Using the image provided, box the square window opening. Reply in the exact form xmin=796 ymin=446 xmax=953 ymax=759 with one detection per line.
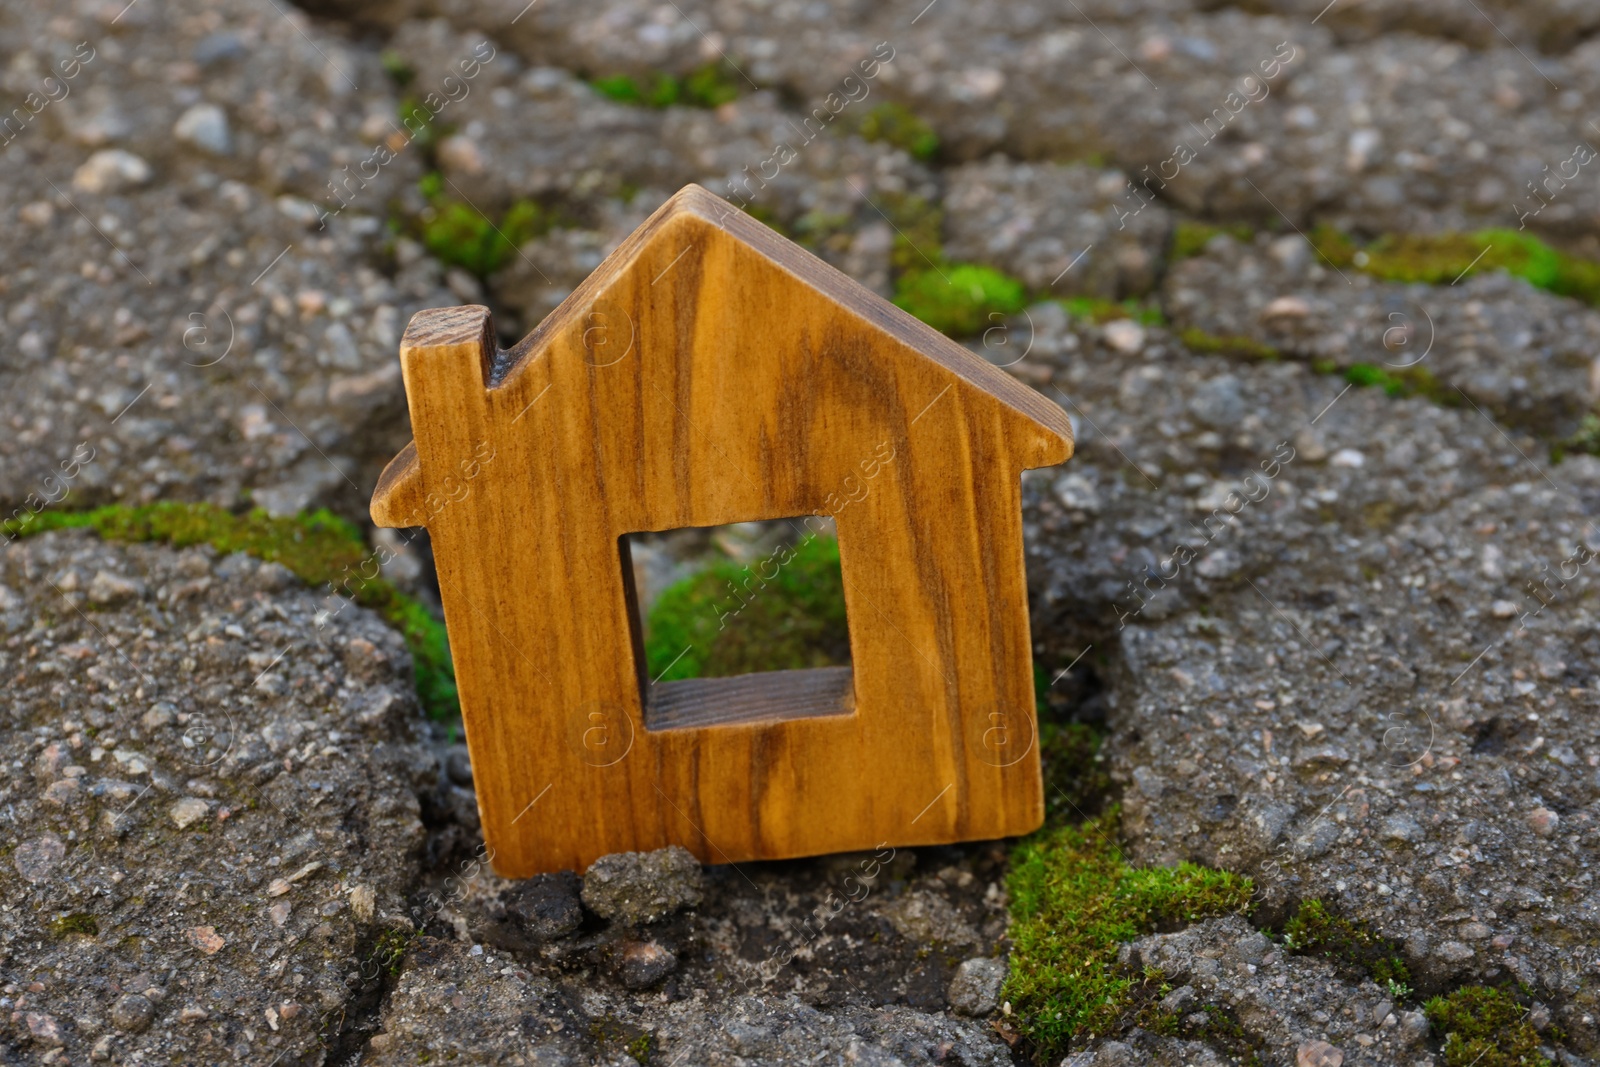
xmin=619 ymin=517 xmax=855 ymax=731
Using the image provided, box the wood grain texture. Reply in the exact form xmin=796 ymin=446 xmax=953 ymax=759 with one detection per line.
xmin=648 ymin=667 xmax=856 ymax=731
xmin=372 ymin=183 xmax=1073 ymax=877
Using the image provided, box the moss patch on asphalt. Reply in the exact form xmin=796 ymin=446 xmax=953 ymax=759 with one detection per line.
xmin=1062 ymin=296 xmax=1165 ymax=327
xmin=1175 ymin=324 xmax=1453 ymax=405
xmin=875 ymin=194 xmax=1030 ymax=338
xmin=1003 ymin=809 xmax=1255 ymax=1060
xmin=1175 ymin=217 xmax=1600 ymax=308
xmin=1172 ymin=220 xmax=1258 ymax=260
xmin=1424 ymin=985 xmax=1556 ymax=1067
xmin=48 ymin=913 xmax=100 ymax=938
xmin=589 ymin=64 xmax=741 ymax=109
xmin=1336 ymin=360 xmax=1453 ymax=404
xmin=1555 ymin=413 xmax=1600 ymax=462
xmin=855 ymin=102 xmax=940 ymax=161
xmin=895 ymin=263 xmax=1029 ymax=337
xmin=407 ymin=172 xmax=561 ymax=278
xmin=1312 ymin=227 xmax=1600 ymax=304
xmin=1178 ymin=326 xmax=1281 ymax=362
xmin=642 ymin=532 xmax=850 ymax=681
xmin=1281 ymin=898 xmax=1413 ymax=998
xmin=2 ymin=503 xmax=458 ymax=720
xmin=1038 ymin=719 xmax=1111 ymax=824
xmin=1135 ymin=995 xmax=1266 ymax=1067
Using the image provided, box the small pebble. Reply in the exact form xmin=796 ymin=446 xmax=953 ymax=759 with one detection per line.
xmin=947 ymin=957 xmax=1007 ymax=1016
xmin=169 ymin=797 xmax=209 ymax=829
xmin=173 ymin=103 xmax=232 ymax=155
xmin=110 ymin=993 xmax=155 ymax=1033
xmin=1297 ymin=1039 xmax=1343 ymax=1067
xmin=617 ymin=940 xmax=678 ymax=990
xmin=187 ymin=925 xmax=225 ymax=955
xmin=71 ymin=149 xmax=152 ymax=194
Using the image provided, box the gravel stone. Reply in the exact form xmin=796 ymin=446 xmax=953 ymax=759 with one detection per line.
xmin=23 ymin=1011 xmax=63 ymax=1046
xmin=109 ymin=993 xmax=155 ymax=1033
xmin=172 ymin=102 xmax=232 ymax=155
xmin=1160 ymin=984 xmax=1198 ymax=1015
xmin=474 ymin=871 xmax=584 ymax=950
xmin=1529 ymin=806 xmax=1562 ymax=837
xmin=12 ymin=833 xmax=66 ymax=884
xmin=616 ymin=939 xmax=678 ymax=989
xmin=444 ymin=743 xmax=474 ymax=786
xmin=581 ymin=845 xmax=705 ymax=925
xmin=70 ymin=149 xmax=151 ymax=194
xmin=1298 ymin=1040 xmax=1345 ymax=1067
xmin=168 ymin=796 xmax=210 ymax=828
xmin=947 ymin=956 xmax=1006 ymax=1016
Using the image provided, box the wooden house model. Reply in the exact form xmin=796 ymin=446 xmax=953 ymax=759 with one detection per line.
xmin=370 ymin=184 xmax=1072 ymax=877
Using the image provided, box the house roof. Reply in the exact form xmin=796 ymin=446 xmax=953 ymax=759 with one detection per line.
xmin=371 ymin=184 xmax=1072 ymax=527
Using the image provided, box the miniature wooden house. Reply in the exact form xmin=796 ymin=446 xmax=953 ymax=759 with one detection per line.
xmin=370 ymin=184 xmax=1073 ymax=877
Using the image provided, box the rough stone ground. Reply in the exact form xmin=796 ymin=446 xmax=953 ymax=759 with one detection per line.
xmin=0 ymin=0 xmax=469 ymax=519
xmin=1109 ymin=916 xmax=1433 ymax=1067
xmin=1163 ymin=234 xmax=1600 ymax=436
xmin=1012 ymin=309 xmax=1600 ymax=1059
xmin=0 ymin=531 xmax=433 ymax=1064
xmin=5 ymin=0 xmax=1600 ymax=1063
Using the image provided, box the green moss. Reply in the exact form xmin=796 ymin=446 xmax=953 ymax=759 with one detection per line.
xmin=397 ymin=96 xmax=445 ymax=153
xmin=1039 ymin=721 xmax=1110 ymax=823
xmin=1342 ymin=361 xmax=1453 ymax=404
xmin=625 ymin=1032 xmax=656 ymax=1064
xmin=1305 ymin=225 xmax=1361 ymax=272
xmin=881 ymin=193 xmax=945 ymax=273
xmin=591 ymin=72 xmax=678 ymax=107
xmin=1062 ymin=297 xmax=1165 ymax=327
xmin=875 ymin=193 xmax=1033 ymax=336
xmin=1003 ymin=809 xmax=1254 ymax=1059
xmin=1368 ymin=230 xmax=1600 ymax=303
xmin=1310 ymin=226 xmax=1600 ymax=306
xmin=856 ymin=102 xmax=939 ymax=161
xmin=1172 ymin=221 xmax=1257 ymax=260
xmin=1188 ymin=221 xmax=1600 ymax=308
xmin=413 ymin=176 xmax=557 ymax=278
xmin=683 ymin=65 xmax=742 ymax=108
xmin=1178 ymin=327 xmax=1280 ymax=362
xmin=379 ymin=50 xmax=415 ymax=88
xmin=643 ymin=533 xmax=848 ymax=681
xmin=791 ymin=210 xmax=854 ymax=254
xmin=1281 ymin=899 xmax=1412 ymax=993
xmin=1135 ymin=1000 xmax=1265 ymax=1067
xmin=895 ymin=263 xmax=1028 ymax=337
xmin=1180 ymin=328 xmax=1454 ymax=405
xmin=49 ymin=913 xmax=99 ymax=938
xmin=589 ymin=64 xmax=741 ymax=109
xmin=1424 ymin=986 xmax=1555 ymax=1067
xmin=367 ymin=928 xmax=416 ymax=978
xmin=588 ymin=1016 xmax=654 ymax=1061
xmin=2 ymin=503 xmax=458 ymax=720
xmin=1555 ymin=413 xmax=1600 ymax=462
